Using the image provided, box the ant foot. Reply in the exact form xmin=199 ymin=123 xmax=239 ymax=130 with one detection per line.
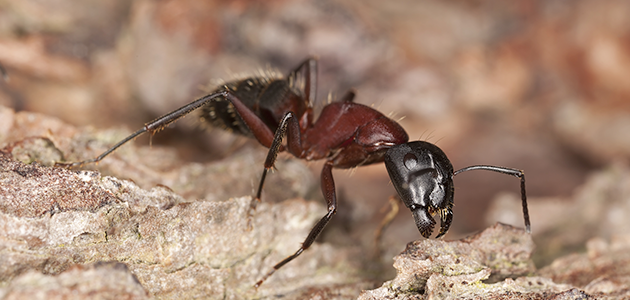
xmin=245 ymin=196 xmax=261 ymax=231
xmin=254 ymin=269 xmax=275 ymax=289
xmin=54 ymin=161 xmax=82 ymax=169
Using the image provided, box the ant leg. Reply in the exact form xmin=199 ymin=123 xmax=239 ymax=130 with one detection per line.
xmin=454 ymin=165 xmax=530 ymax=233
xmin=374 ymin=195 xmax=400 ymax=257
xmin=246 ymin=111 xmax=302 ymax=230
xmin=254 ymin=111 xmax=303 ymax=201
xmin=340 ymin=89 xmax=356 ymax=102
xmin=55 ymin=127 xmax=148 ymax=168
xmin=235 ymin=109 xmax=303 ymax=231
xmin=255 ymin=161 xmax=336 ymax=288
xmin=287 ymin=57 xmax=319 ymax=132
xmin=288 ymin=57 xmax=318 ymax=105
xmin=55 ymin=92 xmax=226 ymax=168
xmin=56 ymin=90 xmax=276 ymax=168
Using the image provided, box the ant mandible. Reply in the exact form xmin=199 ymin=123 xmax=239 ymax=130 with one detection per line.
xmin=55 ymin=57 xmax=530 ymax=287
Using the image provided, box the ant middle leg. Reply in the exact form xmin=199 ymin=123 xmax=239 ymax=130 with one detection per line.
xmin=250 ymin=111 xmax=340 ymax=286
xmin=245 ymin=110 xmax=303 ymax=231
xmin=255 ymin=161 xmax=337 ymax=288
xmin=340 ymin=89 xmax=356 ymax=102
xmin=253 ymin=111 xmax=303 ymax=203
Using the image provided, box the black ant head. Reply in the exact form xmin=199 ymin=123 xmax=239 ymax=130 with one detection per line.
xmin=384 ymin=141 xmax=454 ymax=238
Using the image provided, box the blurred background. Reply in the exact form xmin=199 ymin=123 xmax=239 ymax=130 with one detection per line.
xmin=1 ymin=0 xmax=629 ymax=273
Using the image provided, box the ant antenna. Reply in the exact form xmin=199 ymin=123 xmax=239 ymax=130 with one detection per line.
xmin=453 ymin=165 xmax=530 ymax=233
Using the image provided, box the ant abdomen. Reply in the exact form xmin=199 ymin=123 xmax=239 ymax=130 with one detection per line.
xmin=200 ymin=77 xmax=308 ymax=137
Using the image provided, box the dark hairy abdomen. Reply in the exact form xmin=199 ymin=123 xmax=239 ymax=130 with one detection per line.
xmin=200 ymin=76 xmax=304 ymax=137
xmin=200 ymin=78 xmax=269 ymax=136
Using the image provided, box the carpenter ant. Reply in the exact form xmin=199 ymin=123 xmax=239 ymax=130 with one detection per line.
xmin=55 ymin=57 xmax=530 ymax=287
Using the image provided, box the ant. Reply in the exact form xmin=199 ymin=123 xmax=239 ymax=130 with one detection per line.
xmin=55 ymin=57 xmax=530 ymax=287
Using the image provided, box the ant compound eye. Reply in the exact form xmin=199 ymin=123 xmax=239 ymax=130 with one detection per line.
xmin=403 ymin=153 xmax=418 ymax=170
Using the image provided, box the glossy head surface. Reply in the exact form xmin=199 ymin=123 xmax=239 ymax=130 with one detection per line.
xmin=384 ymin=141 xmax=454 ymax=238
